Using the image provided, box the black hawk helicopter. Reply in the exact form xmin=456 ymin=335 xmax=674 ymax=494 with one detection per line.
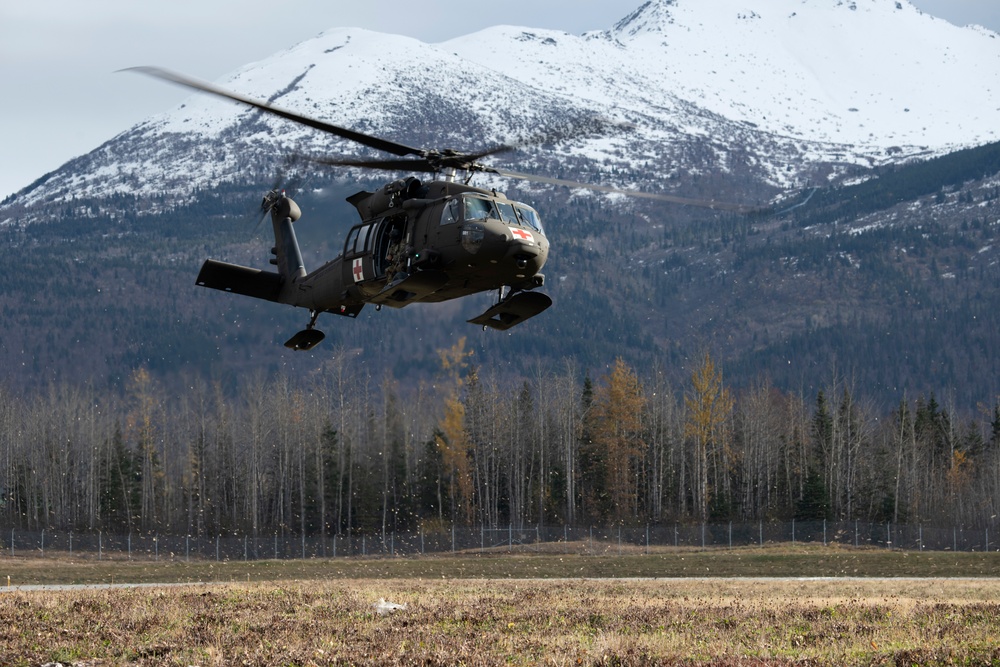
xmin=132 ymin=67 xmax=756 ymax=351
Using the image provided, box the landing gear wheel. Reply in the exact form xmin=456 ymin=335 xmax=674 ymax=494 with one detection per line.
xmin=468 ymin=290 xmax=552 ymax=331
xmin=284 ymin=310 xmax=326 ymax=351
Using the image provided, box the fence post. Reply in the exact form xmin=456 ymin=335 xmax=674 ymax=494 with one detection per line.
xmin=362 ymin=534 xmax=366 ymax=557
xmin=302 ymin=533 xmax=306 ymax=560
xmin=452 ymin=524 xmax=455 ymax=554
xmin=41 ymin=530 xmax=44 ymax=556
xmin=919 ymin=524 xmax=923 ymax=552
xmin=701 ymin=523 xmax=705 ymax=549
xmin=646 ymin=524 xmax=650 ymax=555
xmin=481 ymin=524 xmax=484 ymax=554
xmin=98 ymin=531 xmax=102 ymax=561
xmin=509 ymin=524 xmax=512 ymax=551
xmin=792 ymin=519 xmax=795 ymax=545
xmin=10 ymin=529 xmax=13 ymax=557
xmin=987 ymin=528 xmax=990 ymax=552
xmin=244 ymin=535 xmax=248 ymax=561
xmin=855 ymin=520 xmax=859 ymax=548
xmin=886 ymin=522 xmax=891 ymax=550
xmin=954 ymin=527 xmax=957 ymax=552
xmin=674 ymin=524 xmax=678 ymax=548
xmin=216 ymin=535 xmax=220 ymax=562
xmin=759 ymin=521 xmax=763 ymax=547
xmin=418 ymin=528 xmax=422 ymax=556
xmin=823 ymin=519 xmax=826 ymax=547
xmin=729 ymin=522 xmax=732 ymax=549
xmin=127 ymin=533 xmax=131 ymax=560
xmin=69 ymin=531 xmax=73 ymax=556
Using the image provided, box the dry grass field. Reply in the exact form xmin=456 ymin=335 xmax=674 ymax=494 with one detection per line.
xmin=2 ymin=546 xmax=999 ymax=665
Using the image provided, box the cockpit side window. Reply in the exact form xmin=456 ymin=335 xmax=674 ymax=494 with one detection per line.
xmin=440 ymin=198 xmax=461 ymax=225
xmin=515 ymin=205 xmax=543 ymax=233
xmin=464 ymin=196 xmax=496 ymax=221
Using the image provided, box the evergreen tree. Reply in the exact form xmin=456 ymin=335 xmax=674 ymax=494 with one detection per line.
xmin=795 ymin=467 xmax=831 ymax=521
xmin=99 ymin=425 xmax=140 ymax=533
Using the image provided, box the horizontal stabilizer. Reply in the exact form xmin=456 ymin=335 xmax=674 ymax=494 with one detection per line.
xmin=196 ymin=260 xmax=282 ymax=302
xmin=469 ymin=291 xmax=552 ymax=330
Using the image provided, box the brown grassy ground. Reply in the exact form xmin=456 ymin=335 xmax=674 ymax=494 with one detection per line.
xmin=1 ymin=577 xmax=999 ymax=665
xmin=4 ymin=543 xmax=1000 ymax=584
xmin=2 ymin=547 xmax=1000 ymax=665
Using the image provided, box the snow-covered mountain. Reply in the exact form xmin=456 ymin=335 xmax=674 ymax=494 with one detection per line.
xmin=5 ymin=0 xmax=1000 ymax=215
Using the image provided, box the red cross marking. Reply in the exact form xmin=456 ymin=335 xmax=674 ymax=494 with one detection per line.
xmin=353 ymin=258 xmax=364 ymax=282
xmin=511 ymin=228 xmax=533 ymax=241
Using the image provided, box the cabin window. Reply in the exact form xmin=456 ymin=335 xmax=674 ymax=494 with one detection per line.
xmin=345 ymin=227 xmax=360 ymax=255
xmin=355 ymin=224 xmax=372 ymax=253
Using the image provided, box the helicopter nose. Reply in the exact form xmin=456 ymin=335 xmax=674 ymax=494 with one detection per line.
xmin=506 ymin=227 xmax=543 ymax=255
xmin=465 ymin=220 xmax=547 ymax=272
xmin=504 ymin=227 xmax=547 ymax=273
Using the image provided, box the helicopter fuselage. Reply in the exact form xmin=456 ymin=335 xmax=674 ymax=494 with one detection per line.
xmin=336 ymin=179 xmax=547 ymax=302
xmin=195 ymin=178 xmax=552 ymax=347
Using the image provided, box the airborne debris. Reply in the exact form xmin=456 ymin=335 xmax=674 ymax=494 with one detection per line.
xmin=374 ymin=598 xmax=407 ymax=615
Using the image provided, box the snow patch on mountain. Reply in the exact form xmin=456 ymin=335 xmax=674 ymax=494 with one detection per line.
xmin=5 ymin=0 xmax=1000 ymax=216
xmin=447 ymin=0 xmax=1000 ymax=151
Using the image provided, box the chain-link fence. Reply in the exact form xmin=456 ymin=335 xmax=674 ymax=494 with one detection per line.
xmin=1 ymin=520 xmax=997 ymax=561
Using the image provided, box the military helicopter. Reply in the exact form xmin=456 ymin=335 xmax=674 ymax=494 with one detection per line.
xmin=132 ymin=67 xmax=756 ymax=351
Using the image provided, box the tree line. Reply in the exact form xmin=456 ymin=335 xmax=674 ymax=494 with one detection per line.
xmin=2 ymin=343 xmax=999 ymax=537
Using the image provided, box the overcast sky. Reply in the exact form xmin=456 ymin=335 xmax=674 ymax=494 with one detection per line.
xmin=2 ymin=0 xmax=997 ymax=199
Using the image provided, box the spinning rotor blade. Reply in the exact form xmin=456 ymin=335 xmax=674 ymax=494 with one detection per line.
xmin=304 ymin=118 xmax=626 ymax=174
xmin=308 ymin=156 xmax=441 ymax=173
xmin=129 ymin=67 xmax=757 ymax=212
xmin=124 ymin=66 xmax=424 ymax=158
xmin=491 ymin=168 xmax=761 ymax=213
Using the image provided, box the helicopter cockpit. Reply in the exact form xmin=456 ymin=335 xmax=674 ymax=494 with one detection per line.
xmin=441 ymin=194 xmax=544 ymax=233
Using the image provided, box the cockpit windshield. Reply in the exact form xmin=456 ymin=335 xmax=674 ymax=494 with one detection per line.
xmin=463 ymin=196 xmax=496 ymax=221
xmin=495 ymin=201 xmax=519 ymax=225
xmin=444 ymin=195 xmax=543 ymax=234
xmin=514 ymin=205 xmax=543 ymax=233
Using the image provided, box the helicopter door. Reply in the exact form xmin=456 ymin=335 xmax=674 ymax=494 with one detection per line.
xmin=344 ymin=221 xmax=375 ymax=286
xmin=344 ymin=216 xmax=406 ymax=285
xmin=372 ymin=215 xmax=406 ymax=278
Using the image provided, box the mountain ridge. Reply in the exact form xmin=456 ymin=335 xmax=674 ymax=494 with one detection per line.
xmin=6 ymin=0 xmax=1000 ymax=216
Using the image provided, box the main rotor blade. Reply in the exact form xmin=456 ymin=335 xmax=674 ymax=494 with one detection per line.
xmin=306 ymin=156 xmax=440 ymax=173
xmin=491 ymin=168 xmax=761 ymax=213
xmin=124 ymin=66 xmax=425 ymax=158
xmin=459 ymin=119 xmax=633 ymax=166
